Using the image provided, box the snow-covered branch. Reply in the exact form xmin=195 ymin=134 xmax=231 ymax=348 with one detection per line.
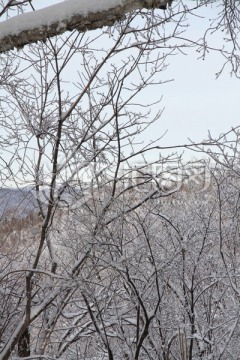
xmin=0 ymin=0 xmax=172 ymax=53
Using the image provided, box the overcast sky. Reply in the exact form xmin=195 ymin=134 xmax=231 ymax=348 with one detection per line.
xmin=155 ymin=33 xmax=239 ymax=148
xmin=137 ymin=3 xmax=240 ymax=158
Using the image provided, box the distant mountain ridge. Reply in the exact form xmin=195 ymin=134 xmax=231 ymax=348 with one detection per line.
xmin=0 ymin=188 xmax=36 ymax=219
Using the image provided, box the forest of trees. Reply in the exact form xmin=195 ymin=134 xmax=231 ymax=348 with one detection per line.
xmin=0 ymin=0 xmax=240 ymax=359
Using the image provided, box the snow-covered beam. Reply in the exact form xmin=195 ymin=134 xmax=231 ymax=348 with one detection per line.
xmin=0 ymin=0 xmax=172 ymax=54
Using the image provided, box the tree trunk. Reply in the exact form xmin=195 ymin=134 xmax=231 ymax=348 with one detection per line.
xmin=18 ymin=328 xmax=30 ymax=358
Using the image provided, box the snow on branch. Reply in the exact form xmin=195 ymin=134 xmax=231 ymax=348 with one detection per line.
xmin=0 ymin=0 xmax=172 ymax=53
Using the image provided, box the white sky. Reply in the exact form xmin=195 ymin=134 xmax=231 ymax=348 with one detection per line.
xmin=144 ymin=45 xmax=240 ymax=155
xmin=157 ymin=13 xmax=240 ymax=148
